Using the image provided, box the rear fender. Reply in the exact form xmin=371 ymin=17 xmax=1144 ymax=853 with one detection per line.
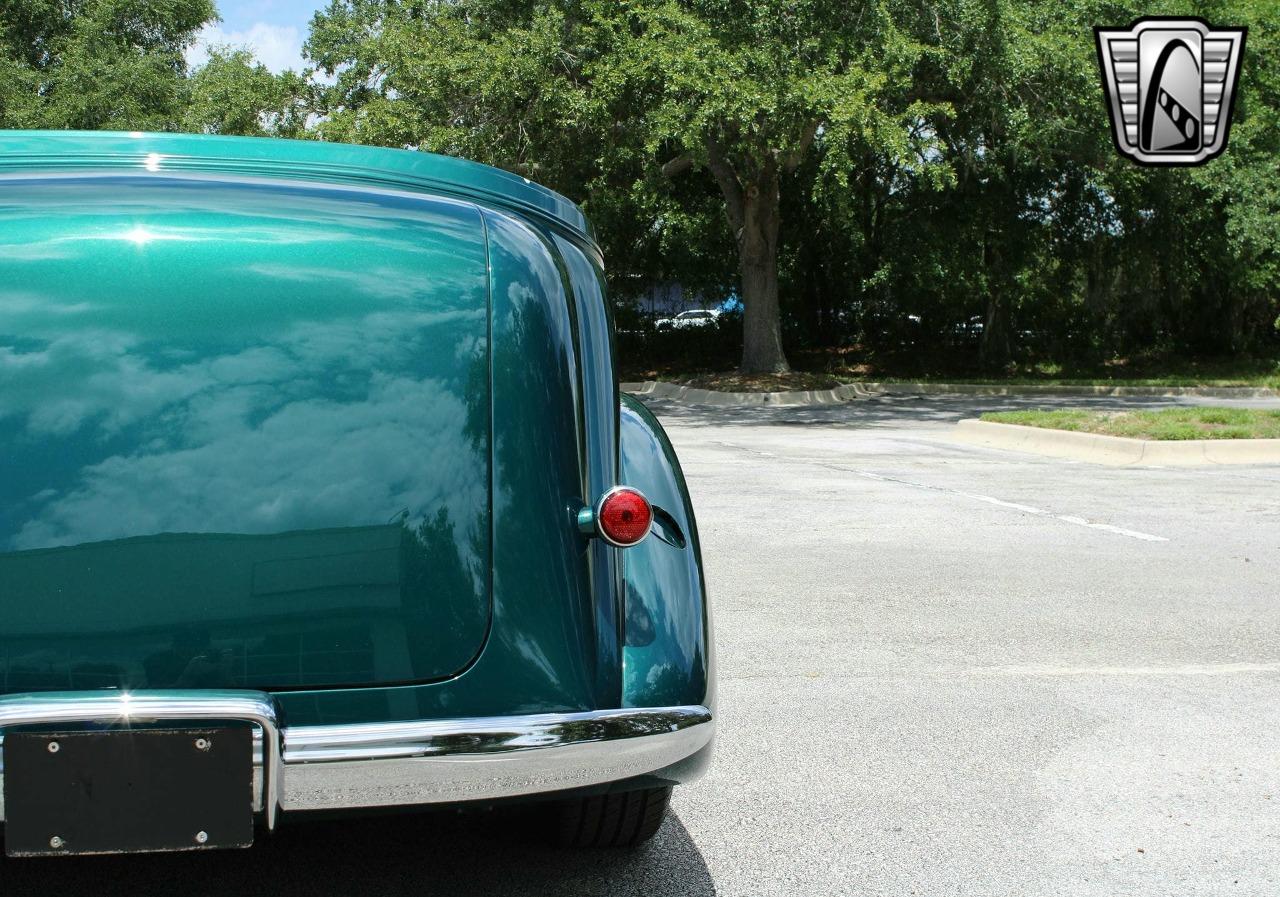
xmin=618 ymin=395 xmax=714 ymax=712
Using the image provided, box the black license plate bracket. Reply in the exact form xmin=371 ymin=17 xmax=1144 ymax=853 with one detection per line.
xmin=3 ymin=725 xmax=254 ymax=856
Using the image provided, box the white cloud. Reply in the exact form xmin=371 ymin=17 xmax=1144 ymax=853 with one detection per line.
xmin=186 ymin=22 xmax=304 ymax=74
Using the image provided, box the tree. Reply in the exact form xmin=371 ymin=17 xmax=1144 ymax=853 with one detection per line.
xmin=1184 ymin=0 xmax=1280 ymax=351
xmin=888 ymin=0 xmax=1280 ymax=369
xmin=893 ymin=0 xmax=1118 ymax=369
xmin=308 ymin=0 xmax=928 ymax=372
xmin=632 ymin=0 xmax=909 ymax=373
xmin=11 ymin=0 xmax=1273 ymax=372
xmin=0 ymin=0 xmax=216 ymax=130
xmin=183 ymin=47 xmax=308 ymax=137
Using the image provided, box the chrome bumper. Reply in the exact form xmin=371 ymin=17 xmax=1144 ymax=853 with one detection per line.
xmin=0 ymin=691 xmax=713 ymax=827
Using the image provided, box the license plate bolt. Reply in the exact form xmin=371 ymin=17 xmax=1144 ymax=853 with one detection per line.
xmin=195 ymin=831 xmax=209 ymax=844
xmin=47 ymin=741 xmax=60 ymax=754
xmin=49 ymin=836 xmax=65 ymax=849
xmin=194 ymin=738 xmax=211 ymax=751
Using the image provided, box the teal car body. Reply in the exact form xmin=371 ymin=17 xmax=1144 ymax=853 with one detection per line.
xmin=0 ymin=132 xmax=712 ymax=846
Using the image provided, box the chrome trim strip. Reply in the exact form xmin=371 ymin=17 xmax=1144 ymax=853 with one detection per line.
xmin=280 ymin=705 xmax=713 ymax=810
xmin=0 ymin=701 xmax=712 ymax=818
xmin=0 ymin=690 xmax=284 ymax=830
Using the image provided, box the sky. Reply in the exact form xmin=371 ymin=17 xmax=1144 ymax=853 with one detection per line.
xmin=186 ymin=0 xmax=323 ymax=73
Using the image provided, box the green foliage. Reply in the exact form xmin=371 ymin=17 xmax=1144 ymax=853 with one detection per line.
xmin=4 ymin=0 xmax=1278 ymax=374
xmin=786 ymin=0 xmax=1280 ymax=369
xmin=306 ymin=0 xmax=954 ymax=370
xmin=0 ymin=0 xmax=217 ymax=129
xmin=183 ymin=48 xmax=308 ymax=137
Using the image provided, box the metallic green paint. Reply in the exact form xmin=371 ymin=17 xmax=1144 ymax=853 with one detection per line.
xmin=0 ymin=131 xmax=591 ymax=241
xmin=551 ymin=232 xmax=624 ymax=708
xmin=0 ymin=173 xmax=493 ymax=691
xmin=0 ymin=132 xmax=709 ymax=731
xmin=619 ymin=396 xmax=713 ymax=712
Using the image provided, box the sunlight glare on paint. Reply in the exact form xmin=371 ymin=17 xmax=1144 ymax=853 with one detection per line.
xmin=120 ymin=226 xmax=177 ymax=246
xmin=91 ymin=225 xmax=194 ymax=247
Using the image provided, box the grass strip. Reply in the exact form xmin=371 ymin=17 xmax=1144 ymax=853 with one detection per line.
xmin=980 ymin=407 xmax=1280 ymax=440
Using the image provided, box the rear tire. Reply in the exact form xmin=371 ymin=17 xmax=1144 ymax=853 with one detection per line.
xmin=550 ymin=786 xmax=672 ymax=848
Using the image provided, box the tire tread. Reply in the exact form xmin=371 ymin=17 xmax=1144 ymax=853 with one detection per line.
xmin=552 ymin=786 xmax=671 ymax=848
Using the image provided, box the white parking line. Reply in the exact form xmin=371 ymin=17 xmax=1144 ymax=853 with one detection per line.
xmin=715 ymin=439 xmax=1170 ymax=543
xmin=850 ymin=468 xmax=1165 ymax=542
xmin=724 ymin=661 xmax=1280 ymax=682
xmin=1054 ymin=516 xmax=1168 ymax=542
xmin=967 ymin=661 xmax=1280 ymax=677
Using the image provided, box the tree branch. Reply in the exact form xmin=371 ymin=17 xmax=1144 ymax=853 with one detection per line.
xmin=661 ymin=152 xmax=694 ymax=177
xmin=782 ymin=118 xmax=822 ymax=173
xmin=705 ymin=133 xmax=746 ymax=235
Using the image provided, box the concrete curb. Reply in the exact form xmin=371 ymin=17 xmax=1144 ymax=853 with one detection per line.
xmin=620 ymin=380 xmax=880 ymax=407
xmin=953 ymin=419 xmax=1280 ymax=466
xmin=866 ymin=381 xmax=1277 ymax=398
xmin=621 ymin=379 xmax=1276 ymax=406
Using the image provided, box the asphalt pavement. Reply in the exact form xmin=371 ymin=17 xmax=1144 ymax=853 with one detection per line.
xmin=2 ymin=392 xmax=1277 ymax=896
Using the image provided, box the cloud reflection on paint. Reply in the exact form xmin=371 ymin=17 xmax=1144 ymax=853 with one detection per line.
xmin=0 ymin=176 xmax=492 ymax=583
xmin=7 ymin=306 xmax=487 ymax=569
xmin=0 ymin=166 xmax=501 ymax=692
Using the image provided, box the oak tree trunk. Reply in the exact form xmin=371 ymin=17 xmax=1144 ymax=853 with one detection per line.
xmin=702 ymin=139 xmax=793 ymax=374
xmin=980 ymin=291 xmax=1010 ymax=370
xmin=737 ymin=171 xmax=789 ymax=373
xmin=979 ymin=231 xmax=1010 ymax=370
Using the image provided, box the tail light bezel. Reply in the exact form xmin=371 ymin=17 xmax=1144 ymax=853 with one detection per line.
xmin=593 ymin=486 xmax=653 ymax=548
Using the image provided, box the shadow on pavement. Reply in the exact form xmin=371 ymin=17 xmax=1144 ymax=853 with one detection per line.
xmin=0 ymin=808 xmax=716 ymax=897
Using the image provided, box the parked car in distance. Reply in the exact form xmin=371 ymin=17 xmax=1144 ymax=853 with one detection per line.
xmin=0 ymin=131 xmax=714 ymax=857
xmin=952 ymin=314 xmax=985 ymax=342
xmin=655 ymin=308 xmax=723 ymax=330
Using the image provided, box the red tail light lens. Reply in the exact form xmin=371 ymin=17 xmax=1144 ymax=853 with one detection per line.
xmin=596 ymin=487 xmax=652 ymax=547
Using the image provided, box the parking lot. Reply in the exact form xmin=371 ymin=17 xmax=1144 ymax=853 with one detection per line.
xmin=3 ymin=393 xmax=1278 ymax=896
